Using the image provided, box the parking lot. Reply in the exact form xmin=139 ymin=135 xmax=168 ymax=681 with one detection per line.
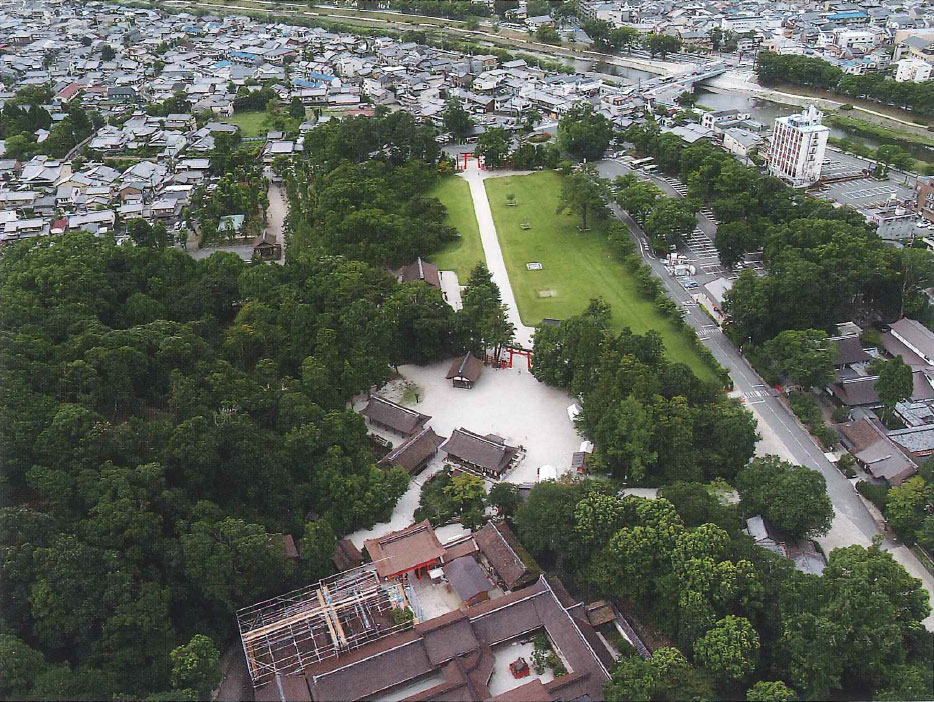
xmin=814 ymin=176 xmax=915 ymax=210
xmin=819 ymin=153 xmax=867 ymax=180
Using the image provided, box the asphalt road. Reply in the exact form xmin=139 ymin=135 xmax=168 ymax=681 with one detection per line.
xmin=597 ymin=159 xmax=934 ymax=624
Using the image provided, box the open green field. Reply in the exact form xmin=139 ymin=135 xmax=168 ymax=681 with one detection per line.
xmin=484 ymin=171 xmax=714 ymax=380
xmin=225 ymin=111 xmax=269 ymax=137
xmin=427 ymin=176 xmax=484 ymax=280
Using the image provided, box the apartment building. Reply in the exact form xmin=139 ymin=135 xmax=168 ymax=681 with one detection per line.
xmin=768 ymin=105 xmax=829 ymax=187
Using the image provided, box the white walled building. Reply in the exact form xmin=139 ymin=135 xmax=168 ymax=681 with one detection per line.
xmin=895 ymin=58 xmax=933 ymax=82
xmin=835 ymin=29 xmax=876 ymax=50
xmin=720 ymin=15 xmax=766 ymax=32
xmin=768 ymin=105 xmax=829 ymax=188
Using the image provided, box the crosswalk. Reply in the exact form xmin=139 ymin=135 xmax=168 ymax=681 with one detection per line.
xmin=742 ymin=385 xmax=773 ymax=405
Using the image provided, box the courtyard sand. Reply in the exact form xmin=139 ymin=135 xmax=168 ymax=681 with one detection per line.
xmin=347 ymin=359 xmax=583 ymax=547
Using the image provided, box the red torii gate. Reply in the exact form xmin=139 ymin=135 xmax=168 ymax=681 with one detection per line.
xmin=460 ymin=152 xmax=484 ymax=171
xmin=505 ymin=346 xmax=532 ymax=369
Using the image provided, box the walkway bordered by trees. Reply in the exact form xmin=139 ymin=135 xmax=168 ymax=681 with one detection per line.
xmin=458 ymin=161 xmax=537 ymax=349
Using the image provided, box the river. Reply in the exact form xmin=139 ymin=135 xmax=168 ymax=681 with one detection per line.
xmin=572 ymin=57 xmax=655 ymax=83
xmin=694 ymin=88 xmax=881 ymax=148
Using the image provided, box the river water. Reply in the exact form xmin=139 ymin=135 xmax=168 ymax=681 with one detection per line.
xmin=693 ymin=88 xmax=878 ymax=145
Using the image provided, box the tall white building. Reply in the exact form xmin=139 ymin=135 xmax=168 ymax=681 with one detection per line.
xmin=895 ymin=58 xmax=933 ymax=83
xmin=768 ymin=105 xmax=829 ymax=188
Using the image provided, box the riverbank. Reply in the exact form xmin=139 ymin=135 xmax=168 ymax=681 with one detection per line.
xmin=707 ymin=71 xmax=932 ymax=134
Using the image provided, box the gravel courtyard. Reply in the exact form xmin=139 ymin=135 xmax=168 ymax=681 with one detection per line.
xmin=346 ymin=358 xmax=584 ymax=547
xmin=394 ymin=358 xmax=584 ymax=484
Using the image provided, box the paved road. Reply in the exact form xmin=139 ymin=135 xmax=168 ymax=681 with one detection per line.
xmin=597 ymin=159 xmax=934 ymax=627
xmin=459 ymin=161 xmax=537 ymax=349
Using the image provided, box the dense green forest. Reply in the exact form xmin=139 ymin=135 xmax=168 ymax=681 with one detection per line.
xmin=0 ymin=238 xmax=434 ymax=698
xmin=513 ymin=479 xmax=933 ymax=701
xmin=0 ymin=109 xmax=519 ymax=699
xmin=757 ymin=51 xmax=934 ymax=116
xmin=623 ymin=124 xmax=934 ymax=345
xmin=0 ymin=86 xmax=98 ymax=160
xmin=532 ymin=301 xmax=757 ymax=485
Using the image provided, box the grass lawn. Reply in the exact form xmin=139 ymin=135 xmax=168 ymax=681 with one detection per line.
xmin=225 ymin=111 xmax=269 ymax=137
xmin=427 ymin=176 xmax=484 ymax=280
xmin=484 ymin=171 xmax=714 ymax=380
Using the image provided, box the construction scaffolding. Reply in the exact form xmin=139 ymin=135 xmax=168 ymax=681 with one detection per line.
xmin=236 ymin=565 xmax=415 ymax=689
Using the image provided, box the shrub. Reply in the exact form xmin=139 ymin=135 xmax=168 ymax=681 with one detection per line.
xmin=390 ymin=607 xmax=415 ymax=628
xmin=832 ymin=406 xmax=851 ymax=423
xmin=856 ymin=480 xmax=889 ymax=512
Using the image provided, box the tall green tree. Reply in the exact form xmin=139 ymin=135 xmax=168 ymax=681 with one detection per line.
xmin=885 ymin=476 xmax=933 ymax=544
xmin=615 ymin=174 xmax=662 ymax=227
xmin=735 ymin=456 xmax=833 ymax=539
xmin=693 ymin=615 xmax=759 ymax=682
xmin=475 ymin=127 xmax=510 ymax=168
xmin=745 ymin=680 xmax=797 ymax=702
xmin=442 ymin=98 xmax=473 ymax=139
xmin=557 ymin=103 xmax=614 ymax=162
xmin=873 ymin=357 xmax=913 ymax=417
xmin=644 ymin=197 xmax=698 ymax=250
xmin=169 ymin=635 xmax=221 ymax=699
xmin=642 ymin=33 xmax=681 ymax=58
xmin=761 ymin=329 xmax=834 ymax=389
xmin=604 ymin=646 xmax=713 ymax=702
xmin=556 ymin=165 xmax=609 ymax=230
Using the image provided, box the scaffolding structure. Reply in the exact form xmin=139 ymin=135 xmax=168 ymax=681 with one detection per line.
xmin=236 ymin=565 xmax=415 ymax=689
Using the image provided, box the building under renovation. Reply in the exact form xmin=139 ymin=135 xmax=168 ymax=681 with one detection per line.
xmin=236 ymin=521 xmax=624 ymax=702
xmin=237 ymin=566 xmax=414 ymax=691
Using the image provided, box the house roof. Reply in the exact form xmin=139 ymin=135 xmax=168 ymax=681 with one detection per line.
xmin=332 ymin=538 xmax=363 ymax=572
xmin=881 ymin=330 xmax=927 ymax=367
xmin=829 ymin=334 xmax=871 ymax=366
xmin=474 ymin=521 xmax=537 ymax=590
xmin=831 ymin=375 xmax=879 ymax=406
xmin=440 ymin=429 xmax=517 ymax=475
xmin=304 ymin=576 xmax=610 ymax=702
xmin=488 ymin=679 xmax=553 ymax=702
xmin=443 ymin=556 xmax=493 ymax=604
xmin=364 ymin=520 xmax=445 ymax=579
xmin=398 ymin=256 xmax=441 ymax=288
xmin=839 ymin=419 xmax=917 ymax=485
xmin=446 ymin=352 xmax=483 ymax=382
xmin=361 ymin=395 xmax=430 ymax=436
xmin=377 ymin=426 xmax=444 ymax=474
xmin=254 ymin=674 xmax=312 ymax=702
xmin=887 ymin=424 xmax=934 ymax=455
xmin=889 ymin=318 xmax=934 ymax=363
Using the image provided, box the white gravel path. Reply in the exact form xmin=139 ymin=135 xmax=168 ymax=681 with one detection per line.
xmin=459 ymin=162 xmax=537 ymax=349
xmin=266 ymin=182 xmax=288 ymax=261
xmin=438 ymin=270 xmax=462 ymax=311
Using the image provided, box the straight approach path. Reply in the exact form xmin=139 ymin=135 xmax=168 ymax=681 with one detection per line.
xmin=598 ymin=158 xmax=934 ymax=629
xmin=265 ymin=182 xmax=288 ymax=263
xmin=459 ymin=161 xmax=537 ymax=349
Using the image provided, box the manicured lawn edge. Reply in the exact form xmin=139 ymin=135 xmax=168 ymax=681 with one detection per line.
xmin=484 ymin=171 xmax=722 ymax=382
xmin=427 ymin=175 xmax=484 ymax=280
